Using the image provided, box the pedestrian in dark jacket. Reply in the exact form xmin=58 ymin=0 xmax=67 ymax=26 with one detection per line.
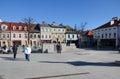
xmin=12 ymin=43 xmax=18 ymax=59
xmin=56 ymin=42 xmax=62 ymax=54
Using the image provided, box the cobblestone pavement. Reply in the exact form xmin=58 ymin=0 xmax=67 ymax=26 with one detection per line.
xmin=0 ymin=47 xmax=120 ymax=79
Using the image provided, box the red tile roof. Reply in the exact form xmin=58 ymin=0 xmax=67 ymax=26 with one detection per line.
xmin=0 ymin=22 xmax=28 ymax=31
xmin=85 ymin=30 xmax=93 ymax=36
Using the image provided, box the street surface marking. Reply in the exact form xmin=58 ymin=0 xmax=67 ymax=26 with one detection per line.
xmin=26 ymin=72 xmax=90 ymax=79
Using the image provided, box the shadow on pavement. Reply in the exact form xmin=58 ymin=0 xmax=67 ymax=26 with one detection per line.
xmin=0 ymin=56 xmax=26 ymax=61
xmin=0 ymin=75 xmax=4 ymax=79
xmin=78 ymin=47 xmax=118 ymax=51
xmin=39 ymin=61 xmax=120 ymax=67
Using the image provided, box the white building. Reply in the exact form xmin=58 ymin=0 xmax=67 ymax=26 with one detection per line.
xmin=94 ymin=17 xmax=120 ymax=47
xmin=66 ymin=32 xmax=78 ymax=43
xmin=39 ymin=21 xmax=52 ymax=43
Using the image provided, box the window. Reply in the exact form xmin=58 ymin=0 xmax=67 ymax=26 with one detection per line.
xmin=109 ymin=33 xmax=111 ymax=38
xmin=19 ymin=34 xmax=21 ymax=38
xmin=38 ymin=35 xmax=41 ymax=38
xmin=42 ymin=28 xmax=44 ymax=32
xmin=58 ymin=35 xmax=60 ymax=38
xmin=13 ymin=34 xmax=16 ymax=38
xmin=102 ymin=34 xmax=104 ymax=39
xmin=7 ymin=34 xmax=9 ymax=38
xmin=24 ymin=26 xmax=27 ymax=31
xmin=3 ymin=26 xmax=5 ymax=29
xmin=46 ymin=35 xmax=47 ymax=38
xmin=62 ymin=35 xmax=64 ymax=38
xmin=13 ymin=26 xmax=16 ymax=30
xmin=113 ymin=28 xmax=116 ymax=30
xmin=3 ymin=34 xmax=5 ymax=38
xmin=114 ymin=33 xmax=116 ymax=38
xmin=105 ymin=34 xmax=107 ymax=38
xmin=68 ymin=35 xmax=70 ymax=38
xmin=72 ymin=35 xmax=74 ymax=38
xmin=34 ymin=41 xmax=36 ymax=46
xmin=58 ymin=28 xmax=60 ymax=32
xmin=62 ymin=29 xmax=64 ymax=32
xmin=34 ymin=35 xmax=36 ymax=38
xmin=25 ymin=34 xmax=27 ymax=38
xmin=30 ymin=34 xmax=33 ymax=38
xmin=49 ymin=35 xmax=51 ymax=38
xmin=19 ymin=26 xmax=22 ymax=30
xmin=46 ymin=28 xmax=48 ymax=32
xmin=54 ymin=28 xmax=56 ymax=31
xmin=42 ymin=35 xmax=44 ymax=38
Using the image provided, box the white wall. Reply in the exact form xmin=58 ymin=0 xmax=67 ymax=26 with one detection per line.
xmin=66 ymin=34 xmax=77 ymax=41
xmin=94 ymin=26 xmax=117 ymax=39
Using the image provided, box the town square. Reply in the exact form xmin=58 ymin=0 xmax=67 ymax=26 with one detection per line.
xmin=0 ymin=45 xmax=120 ymax=79
xmin=0 ymin=0 xmax=120 ymax=79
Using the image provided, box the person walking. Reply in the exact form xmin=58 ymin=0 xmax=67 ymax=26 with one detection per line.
xmin=25 ymin=44 xmax=31 ymax=61
xmin=22 ymin=45 xmax=27 ymax=60
xmin=12 ymin=43 xmax=18 ymax=59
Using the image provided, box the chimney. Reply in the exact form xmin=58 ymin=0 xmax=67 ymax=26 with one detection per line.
xmin=110 ymin=20 xmax=114 ymax=25
xmin=111 ymin=17 xmax=120 ymax=25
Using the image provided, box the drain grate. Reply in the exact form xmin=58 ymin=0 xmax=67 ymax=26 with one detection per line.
xmin=25 ymin=72 xmax=90 ymax=79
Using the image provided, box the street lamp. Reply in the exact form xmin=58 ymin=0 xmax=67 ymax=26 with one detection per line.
xmin=97 ymin=36 xmax=100 ymax=50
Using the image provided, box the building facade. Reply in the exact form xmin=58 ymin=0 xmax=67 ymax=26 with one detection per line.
xmin=0 ymin=22 xmax=40 ymax=47
xmin=93 ymin=17 xmax=120 ymax=48
xmin=66 ymin=32 xmax=77 ymax=44
xmin=51 ymin=23 xmax=66 ymax=43
xmin=39 ymin=21 xmax=52 ymax=43
xmin=0 ymin=22 xmax=28 ymax=47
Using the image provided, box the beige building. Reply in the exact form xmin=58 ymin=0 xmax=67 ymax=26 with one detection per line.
xmin=51 ymin=23 xmax=66 ymax=43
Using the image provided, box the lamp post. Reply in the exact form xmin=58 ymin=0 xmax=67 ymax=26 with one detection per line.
xmin=56 ymin=38 xmax=58 ymax=43
xmin=97 ymin=36 xmax=100 ymax=50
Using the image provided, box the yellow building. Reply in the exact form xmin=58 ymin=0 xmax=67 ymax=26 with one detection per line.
xmin=51 ymin=23 xmax=66 ymax=43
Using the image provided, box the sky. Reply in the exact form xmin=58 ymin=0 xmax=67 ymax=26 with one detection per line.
xmin=0 ymin=0 xmax=120 ymax=30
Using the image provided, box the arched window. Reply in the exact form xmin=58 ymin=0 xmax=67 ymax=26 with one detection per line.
xmin=34 ymin=35 xmax=36 ymax=38
xmin=30 ymin=34 xmax=33 ymax=38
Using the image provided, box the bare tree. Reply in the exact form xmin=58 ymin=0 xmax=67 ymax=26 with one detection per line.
xmin=77 ymin=22 xmax=87 ymax=48
xmin=22 ymin=17 xmax=34 ymax=44
xmin=80 ymin=22 xmax=87 ymax=34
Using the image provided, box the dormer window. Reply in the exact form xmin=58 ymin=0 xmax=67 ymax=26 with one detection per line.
xmin=24 ymin=26 xmax=27 ymax=31
xmin=1 ymin=24 xmax=8 ymax=30
xmin=19 ymin=26 xmax=22 ymax=30
xmin=13 ymin=26 xmax=16 ymax=30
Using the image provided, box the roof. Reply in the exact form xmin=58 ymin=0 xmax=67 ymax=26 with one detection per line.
xmin=94 ymin=19 xmax=120 ymax=30
xmin=85 ymin=30 xmax=93 ymax=36
xmin=0 ymin=22 xmax=27 ymax=26
xmin=65 ymin=31 xmax=77 ymax=34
